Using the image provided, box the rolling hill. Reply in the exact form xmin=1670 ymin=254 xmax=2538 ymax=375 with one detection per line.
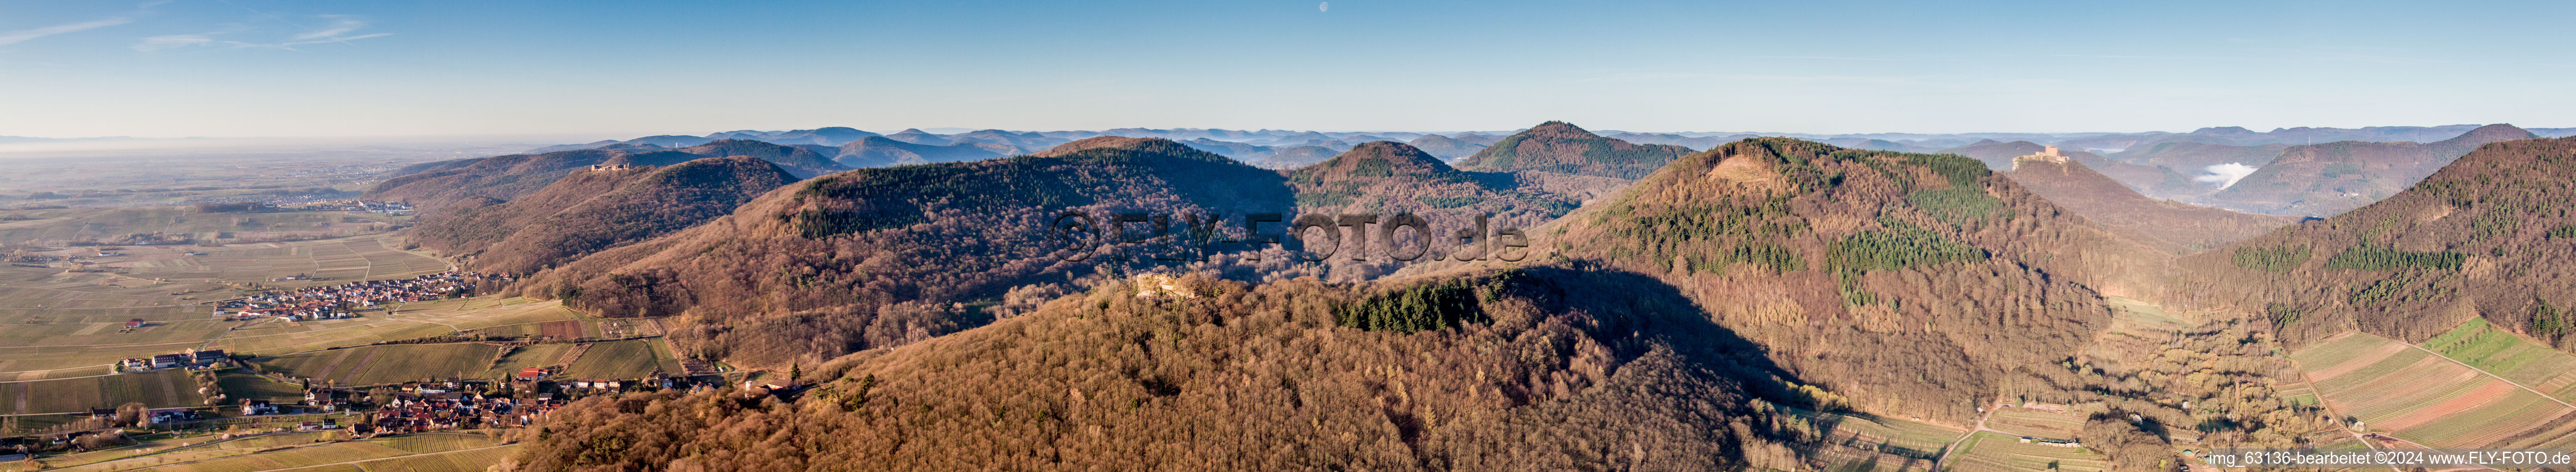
xmin=2170 ymin=135 xmax=2576 ymax=348
xmin=1455 ymin=121 xmax=1692 ymax=179
xmin=512 ymin=137 xmax=1296 ymax=366
xmin=1254 ymin=145 xmax=1341 ymax=169
xmin=1539 ymin=137 xmax=2165 ymax=425
xmin=1405 ymin=134 xmax=1486 ymax=161
xmin=407 ymin=156 xmax=798 ymax=274
xmin=366 ymin=149 xmax=633 ymax=209
xmin=2002 ymin=152 xmax=2302 ymax=252
xmin=831 ymin=136 xmax=1008 ymax=168
xmin=512 ymin=270 xmax=1801 ymax=472
xmin=2205 ymin=124 xmax=2536 ymax=216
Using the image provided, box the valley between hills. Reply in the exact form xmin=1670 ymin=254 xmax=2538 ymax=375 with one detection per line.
xmin=2 ymin=122 xmax=2573 ymax=472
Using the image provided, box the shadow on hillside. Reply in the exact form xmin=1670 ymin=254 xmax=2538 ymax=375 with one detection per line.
xmin=1516 ymin=265 xmax=1811 ymax=406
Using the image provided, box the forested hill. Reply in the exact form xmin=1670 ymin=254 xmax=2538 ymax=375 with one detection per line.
xmin=365 ymin=139 xmax=843 ymax=208
xmin=2170 ymin=136 xmax=2576 ymax=350
xmin=365 ymin=149 xmax=629 ymax=209
xmin=504 ymin=136 xmax=2217 ymax=472
xmin=512 ymin=136 xmax=1294 ymax=366
xmin=511 ymin=269 xmax=1823 ymax=472
xmin=1537 ymin=137 xmax=2173 ymax=425
xmin=2003 ymin=153 xmax=2301 ymax=253
xmin=406 ymin=156 xmax=797 ymax=274
xmin=2206 ymin=124 xmax=2535 ymax=216
xmin=639 ymin=139 xmax=849 ymax=177
xmin=831 ymin=136 xmax=1006 ymax=168
xmin=1454 ymin=121 xmax=1692 ymax=179
xmin=1288 ymin=141 xmax=1576 ymax=224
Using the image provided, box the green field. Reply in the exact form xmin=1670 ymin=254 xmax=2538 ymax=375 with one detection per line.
xmin=217 ymin=370 xmax=308 ymax=403
xmin=1946 ymin=431 xmax=2109 ymax=472
xmin=254 ymin=343 xmax=502 ymax=386
xmin=2290 ymin=332 xmax=2576 ymax=448
xmin=0 ymin=368 xmax=205 ymax=413
xmin=2421 ymin=317 xmax=2576 ymax=401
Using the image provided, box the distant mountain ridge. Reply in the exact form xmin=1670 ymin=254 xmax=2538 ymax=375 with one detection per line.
xmin=1455 ymin=121 xmax=1692 ymax=179
xmin=2003 ymin=152 xmax=2302 ymax=252
xmin=408 ymin=156 xmax=798 ymax=274
xmin=369 ymin=139 xmax=842 ymax=209
xmin=2205 ymin=124 xmax=2536 ymax=216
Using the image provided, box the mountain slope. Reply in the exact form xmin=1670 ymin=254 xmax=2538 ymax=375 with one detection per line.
xmin=2207 ymin=124 xmax=2536 ymax=216
xmin=2109 ymin=141 xmax=2287 ymax=171
xmin=641 ymin=139 xmax=847 ymax=177
xmin=365 ymin=149 xmax=631 ymax=209
xmin=408 ymin=156 xmax=798 ymax=274
xmin=831 ymin=136 xmax=1007 ymax=167
xmin=513 ymin=270 xmax=1815 ymax=472
xmin=1455 ymin=122 xmax=1691 ymax=179
xmin=884 ymin=128 xmax=952 ymax=146
xmin=2172 ymin=136 xmax=2576 ymax=348
xmin=766 ymin=127 xmax=879 ymax=146
xmin=1253 ymin=145 xmax=1340 ymax=169
xmin=1177 ymin=138 xmax=1274 ymax=161
xmin=1538 ymin=138 xmax=2167 ymax=424
xmin=2003 ymin=153 xmax=2301 ymax=252
xmin=1288 ymin=142 xmax=1578 ymax=239
xmin=1405 ymin=134 xmax=1487 ymax=161
xmin=514 ymin=137 xmax=1294 ymax=366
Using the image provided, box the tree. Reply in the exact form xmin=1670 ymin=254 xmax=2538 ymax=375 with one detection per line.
xmin=113 ymin=402 xmax=147 ymax=427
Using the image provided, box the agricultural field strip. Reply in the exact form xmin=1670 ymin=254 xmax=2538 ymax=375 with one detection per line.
xmin=30 ymin=431 xmax=333 ymax=472
xmin=1949 ymin=431 xmax=2108 ymax=472
xmin=2295 ymin=333 xmax=2576 ymax=449
xmin=45 ymin=431 xmax=496 ymax=472
xmin=2395 ymin=334 xmax=2576 ymax=411
xmin=170 ymin=443 xmax=517 ymax=472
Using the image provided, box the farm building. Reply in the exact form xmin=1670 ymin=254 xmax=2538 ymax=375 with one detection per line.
xmin=190 ymin=349 xmax=226 ymax=366
xmin=125 ymin=319 xmax=144 ymax=328
xmin=150 ymin=354 xmax=187 ymax=369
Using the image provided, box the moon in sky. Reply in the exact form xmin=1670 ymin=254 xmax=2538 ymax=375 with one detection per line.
xmin=1319 ymin=2 xmax=1328 ymax=12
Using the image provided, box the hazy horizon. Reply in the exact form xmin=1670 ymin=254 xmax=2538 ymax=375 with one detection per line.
xmin=4 ymin=0 xmax=2570 ymax=138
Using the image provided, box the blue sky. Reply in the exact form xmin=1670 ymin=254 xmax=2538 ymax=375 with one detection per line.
xmin=1 ymin=0 xmax=2570 ymax=138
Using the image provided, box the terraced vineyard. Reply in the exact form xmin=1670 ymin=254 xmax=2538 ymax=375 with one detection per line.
xmin=2290 ymin=332 xmax=2576 ymax=448
xmin=557 ymin=339 xmax=679 ymax=379
xmin=2421 ymin=317 xmax=2576 ymax=401
xmin=484 ymin=343 xmax=576 ymax=376
xmin=254 ymin=343 xmax=502 ymax=386
xmin=1945 ymin=431 xmax=2109 ymax=472
xmin=0 ymin=367 xmax=204 ymax=413
xmin=1761 ymin=401 xmax=1962 ymax=472
xmin=1984 ymin=407 xmax=2084 ymax=441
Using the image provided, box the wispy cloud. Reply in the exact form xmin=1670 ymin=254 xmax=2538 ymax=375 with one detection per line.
xmin=1745 ymin=55 xmax=1891 ymax=61
xmin=132 ymin=15 xmax=390 ymax=52
xmin=291 ymin=15 xmax=365 ymax=41
xmin=2047 ymin=53 xmax=2259 ymax=61
xmin=0 ymin=17 xmax=134 ymax=46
